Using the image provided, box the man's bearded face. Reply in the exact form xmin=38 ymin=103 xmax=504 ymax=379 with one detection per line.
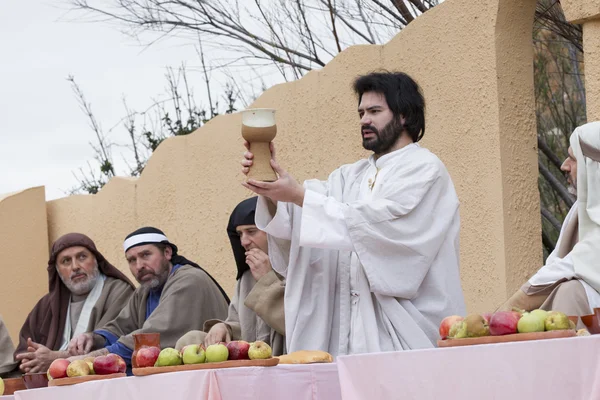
xmin=358 ymin=92 xmax=404 ymax=155
xmin=126 ymin=244 xmax=172 ymax=289
xmin=561 ymin=147 xmax=578 ymax=196
xmin=56 ymin=246 xmax=100 ymax=296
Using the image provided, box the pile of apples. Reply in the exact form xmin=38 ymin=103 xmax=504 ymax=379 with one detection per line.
xmin=135 ymin=340 xmax=273 ymax=368
xmin=439 ymin=309 xmax=581 ymax=340
xmin=47 ymin=354 xmax=126 ymax=380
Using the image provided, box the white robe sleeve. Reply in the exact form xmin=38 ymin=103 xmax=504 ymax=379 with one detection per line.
xmin=255 ymin=195 xmax=293 ymax=240
xmin=302 ymin=156 xmax=460 ymax=300
xmin=300 ymin=189 xmax=354 ymax=251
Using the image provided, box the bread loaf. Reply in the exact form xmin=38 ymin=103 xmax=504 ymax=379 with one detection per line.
xmin=276 ymin=350 xmax=334 ymax=364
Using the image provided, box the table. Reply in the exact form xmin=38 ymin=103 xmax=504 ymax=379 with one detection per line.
xmin=337 ymin=335 xmax=600 ymax=400
xmin=1 ymin=396 xmax=14 ymax=400
xmin=14 ymin=364 xmax=341 ymax=400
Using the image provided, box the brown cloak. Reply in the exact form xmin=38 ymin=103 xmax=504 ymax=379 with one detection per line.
xmin=15 ymin=233 xmax=135 ymax=356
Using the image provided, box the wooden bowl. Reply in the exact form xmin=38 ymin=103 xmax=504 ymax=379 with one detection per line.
xmin=3 ymin=377 xmax=27 ymax=395
xmin=22 ymin=372 xmax=49 ymax=389
xmin=580 ymin=314 xmax=600 ymax=334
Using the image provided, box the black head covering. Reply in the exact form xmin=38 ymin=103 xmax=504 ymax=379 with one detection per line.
xmin=227 ymin=197 xmax=258 ymax=280
xmin=124 ymin=226 xmax=230 ymax=303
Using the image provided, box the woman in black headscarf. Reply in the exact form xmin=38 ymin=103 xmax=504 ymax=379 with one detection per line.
xmin=176 ymin=197 xmax=286 ymax=355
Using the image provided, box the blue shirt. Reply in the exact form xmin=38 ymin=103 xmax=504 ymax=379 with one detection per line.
xmin=94 ymin=264 xmax=182 ymax=373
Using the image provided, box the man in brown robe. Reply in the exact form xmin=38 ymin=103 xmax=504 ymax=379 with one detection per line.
xmin=14 ymin=233 xmax=135 ymax=374
xmin=176 ymin=198 xmax=286 ymax=356
xmin=500 ymin=123 xmax=600 ymax=323
xmin=0 ymin=316 xmax=18 ymax=378
xmin=68 ymin=227 xmax=230 ymax=368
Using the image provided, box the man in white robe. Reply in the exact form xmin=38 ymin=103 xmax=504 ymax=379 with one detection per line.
xmin=242 ymin=72 xmax=466 ymax=356
xmin=501 ymin=122 xmax=600 ymax=319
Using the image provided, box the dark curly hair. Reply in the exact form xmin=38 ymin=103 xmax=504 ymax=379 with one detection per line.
xmin=353 ymin=71 xmax=426 ymax=142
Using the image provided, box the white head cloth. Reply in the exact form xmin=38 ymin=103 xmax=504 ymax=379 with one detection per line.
xmin=571 ymin=121 xmax=600 ymax=292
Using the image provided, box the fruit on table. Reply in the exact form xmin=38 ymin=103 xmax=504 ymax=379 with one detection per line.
xmin=205 ymin=344 xmax=229 ymax=363
xmin=182 ymin=344 xmax=206 ymax=364
xmin=0 ymin=377 xmax=4 ymax=396
xmin=248 ymin=341 xmax=273 ymax=360
xmin=545 ymin=311 xmax=571 ymax=331
xmin=136 ymin=346 xmax=161 ymax=368
xmin=481 ymin=313 xmax=492 ymax=324
xmin=448 ymin=320 xmax=468 ymax=339
xmin=226 ymin=341 xmax=251 ymax=360
xmin=84 ymin=357 xmax=96 ymax=374
xmin=529 ymin=309 xmax=548 ymax=321
xmin=517 ymin=312 xmax=546 ymax=333
xmin=464 ymin=314 xmax=490 ymax=337
xmin=155 ymin=348 xmax=183 ymax=367
xmin=94 ymin=354 xmax=126 ymax=375
xmin=48 ymin=359 xmax=71 ymax=379
xmin=489 ymin=311 xmax=521 ymax=336
xmin=439 ymin=315 xmax=463 ymax=339
xmin=67 ymin=360 xmax=91 ymax=377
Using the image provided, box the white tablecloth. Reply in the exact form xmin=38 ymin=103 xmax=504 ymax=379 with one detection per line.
xmin=337 ymin=335 xmax=600 ymax=400
xmin=13 ymin=364 xmax=341 ymax=400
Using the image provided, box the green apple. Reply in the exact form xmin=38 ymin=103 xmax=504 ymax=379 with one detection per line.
xmin=545 ymin=311 xmax=571 ymax=331
xmin=517 ymin=312 xmax=545 ymax=333
xmin=449 ymin=320 xmax=467 ymax=338
xmin=182 ymin=344 xmax=206 ymax=364
xmin=529 ymin=309 xmax=548 ymax=321
xmin=205 ymin=344 xmax=229 ymax=363
xmin=155 ymin=348 xmax=183 ymax=367
xmin=0 ymin=377 xmax=4 ymax=396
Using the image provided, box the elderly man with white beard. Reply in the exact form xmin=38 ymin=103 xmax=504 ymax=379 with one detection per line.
xmin=500 ymin=122 xmax=600 ymax=322
xmin=14 ymin=233 xmax=135 ymax=374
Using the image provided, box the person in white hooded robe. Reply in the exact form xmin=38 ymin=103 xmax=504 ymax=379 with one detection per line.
xmin=500 ymin=122 xmax=600 ymax=322
xmin=241 ymin=71 xmax=466 ymax=356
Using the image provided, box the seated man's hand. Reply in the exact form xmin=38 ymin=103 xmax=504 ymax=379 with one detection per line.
xmin=68 ymin=332 xmax=94 ymax=356
xmin=204 ymin=323 xmax=231 ymax=346
xmin=246 ymin=248 xmax=272 ymax=281
xmin=15 ymin=338 xmax=58 ymax=373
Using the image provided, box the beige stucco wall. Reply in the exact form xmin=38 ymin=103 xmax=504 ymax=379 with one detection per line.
xmin=561 ymin=2 xmax=600 ymax=121
xmin=1 ymin=0 xmax=551 ymax=343
xmin=0 ymin=187 xmax=49 ymax=344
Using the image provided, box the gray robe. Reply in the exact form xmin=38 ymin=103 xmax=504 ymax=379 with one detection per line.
xmin=100 ymin=264 xmax=229 ymax=350
xmin=177 ymin=269 xmax=286 ymax=356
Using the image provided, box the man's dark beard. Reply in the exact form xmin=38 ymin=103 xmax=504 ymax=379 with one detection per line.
xmin=362 ymin=118 xmax=404 ymax=155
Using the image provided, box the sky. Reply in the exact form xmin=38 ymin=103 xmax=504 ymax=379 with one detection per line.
xmin=0 ymin=0 xmax=430 ymax=200
xmin=0 ymin=1 xmax=208 ymax=200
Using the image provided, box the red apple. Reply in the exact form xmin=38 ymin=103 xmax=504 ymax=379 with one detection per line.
xmin=115 ymin=354 xmax=127 ymax=373
xmin=136 ymin=346 xmax=161 ymax=368
xmin=93 ymin=354 xmax=126 ymax=375
xmin=226 ymin=341 xmax=251 ymax=360
xmin=48 ymin=359 xmax=71 ymax=379
xmin=489 ymin=311 xmax=521 ymax=336
xmin=439 ymin=315 xmax=463 ymax=339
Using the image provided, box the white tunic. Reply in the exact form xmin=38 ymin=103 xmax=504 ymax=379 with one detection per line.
xmin=256 ymin=143 xmax=466 ymax=356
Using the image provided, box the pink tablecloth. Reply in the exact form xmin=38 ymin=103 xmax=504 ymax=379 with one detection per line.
xmin=13 ymin=364 xmax=340 ymax=400
xmin=337 ymin=335 xmax=600 ymax=400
